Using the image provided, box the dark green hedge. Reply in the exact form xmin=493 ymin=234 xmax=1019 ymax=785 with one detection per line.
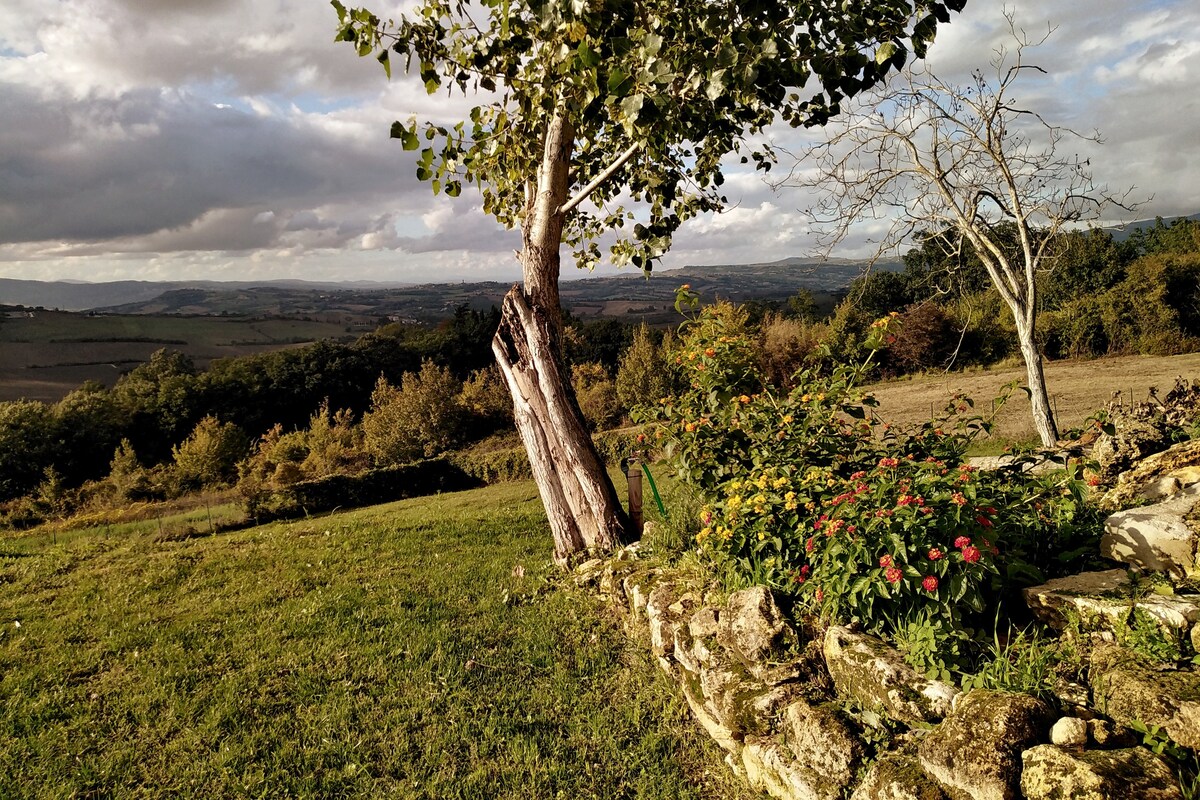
xmin=245 ymin=458 xmax=482 ymax=522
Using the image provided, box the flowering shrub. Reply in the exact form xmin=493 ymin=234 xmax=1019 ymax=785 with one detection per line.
xmin=645 ymin=288 xmax=1099 ymax=675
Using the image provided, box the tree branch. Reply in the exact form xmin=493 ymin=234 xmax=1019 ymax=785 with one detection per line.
xmin=558 ymin=142 xmax=642 ymax=215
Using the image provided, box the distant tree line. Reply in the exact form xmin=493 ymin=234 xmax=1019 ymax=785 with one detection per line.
xmin=1 ymin=217 xmax=1197 ymax=527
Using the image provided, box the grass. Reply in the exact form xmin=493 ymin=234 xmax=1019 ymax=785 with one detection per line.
xmin=864 ymin=351 xmax=1200 ymax=446
xmin=0 ymin=481 xmax=753 ymax=800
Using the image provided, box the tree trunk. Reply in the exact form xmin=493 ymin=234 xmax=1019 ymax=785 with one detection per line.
xmin=1013 ymin=313 xmax=1059 ymax=448
xmin=491 ymin=113 xmax=631 ymax=565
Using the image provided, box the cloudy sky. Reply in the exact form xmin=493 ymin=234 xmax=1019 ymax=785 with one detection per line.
xmin=1 ymin=0 xmax=1197 ymax=285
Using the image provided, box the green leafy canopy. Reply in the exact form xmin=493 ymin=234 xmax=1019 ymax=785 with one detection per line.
xmin=334 ymin=0 xmax=966 ymax=272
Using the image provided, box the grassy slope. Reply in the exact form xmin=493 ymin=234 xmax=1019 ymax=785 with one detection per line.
xmin=0 ymin=482 xmax=752 ymax=800
xmin=865 ymin=351 xmax=1200 ymax=447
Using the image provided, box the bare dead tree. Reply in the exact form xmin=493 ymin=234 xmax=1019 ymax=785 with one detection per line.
xmin=786 ymin=17 xmax=1138 ymax=448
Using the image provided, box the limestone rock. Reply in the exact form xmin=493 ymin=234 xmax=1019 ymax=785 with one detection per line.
xmin=646 ymin=583 xmax=682 ymax=658
xmin=1093 ymin=413 xmax=1170 ymax=481
xmin=1050 ymin=716 xmax=1088 ymax=747
xmin=696 ymin=654 xmax=800 ymax=739
xmin=686 ymin=606 xmax=721 ymax=669
xmin=823 ymin=626 xmax=959 ymax=726
xmin=681 ymin=677 xmax=742 ymax=754
xmin=689 ymin=605 xmax=720 ymax=638
xmin=1020 ymin=744 xmax=1183 ymax=800
xmin=917 ymin=689 xmax=1053 ymax=800
xmin=1086 ymin=719 xmax=1136 ymax=748
xmin=1025 ymin=569 xmax=1200 ymax=640
xmin=1101 ymin=485 xmax=1200 ymax=577
xmin=741 ymin=737 xmax=842 ymax=800
xmin=1101 ymin=438 xmax=1200 ymax=510
xmin=850 ymin=751 xmax=949 ymax=800
xmin=783 ymin=699 xmax=864 ymax=793
xmin=1024 ymin=569 xmax=1132 ymax=628
xmin=673 ymin=620 xmax=701 ymax=675
xmin=1091 ymin=644 xmax=1200 ymax=750
xmin=717 ymin=586 xmax=797 ymax=666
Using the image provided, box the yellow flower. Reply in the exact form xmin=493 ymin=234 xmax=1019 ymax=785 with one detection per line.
xmin=782 ymin=414 xmax=794 ymax=424
xmin=784 ymin=491 xmax=798 ymax=510
xmin=772 ymin=477 xmax=788 ymax=489
xmin=727 ymin=496 xmax=743 ymax=509
xmin=801 ymin=393 xmax=811 ymax=402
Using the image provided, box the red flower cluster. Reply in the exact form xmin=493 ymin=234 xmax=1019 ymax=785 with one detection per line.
xmin=879 ymin=554 xmax=894 ymax=568
xmin=922 ymin=575 xmax=939 ymax=592
xmin=927 ymin=547 xmax=943 ymax=561
xmin=885 ymin=567 xmax=903 ymax=584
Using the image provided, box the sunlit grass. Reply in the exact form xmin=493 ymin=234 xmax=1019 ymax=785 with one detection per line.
xmin=0 ymin=481 xmax=751 ymax=799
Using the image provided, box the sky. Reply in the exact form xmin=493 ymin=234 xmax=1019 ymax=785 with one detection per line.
xmin=0 ymin=0 xmax=1197 ymax=285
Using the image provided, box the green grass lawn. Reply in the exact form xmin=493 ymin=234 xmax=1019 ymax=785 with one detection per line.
xmin=0 ymin=482 xmax=751 ymax=799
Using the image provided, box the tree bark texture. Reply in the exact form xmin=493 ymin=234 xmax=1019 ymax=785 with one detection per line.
xmin=490 ymin=113 xmax=631 ymax=564
xmin=1012 ymin=310 xmax=1059 ymax=448
xmin=493 ymin=289 xmax=630 ymax=563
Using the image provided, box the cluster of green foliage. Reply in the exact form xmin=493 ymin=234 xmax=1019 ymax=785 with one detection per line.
xmin=646 ymin=290 xmax=1103 ymax=676
xmin=838 ymin=220 xmax=1200 ymax=374
xmin=2 ymin=318 xmax=677 ymax=530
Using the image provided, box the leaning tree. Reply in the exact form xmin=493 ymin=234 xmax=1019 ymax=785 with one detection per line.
xmin=334 ymin=0 xmax=966 ymax=563
xmin=788 ymin=18 xmax=1135 ymax=448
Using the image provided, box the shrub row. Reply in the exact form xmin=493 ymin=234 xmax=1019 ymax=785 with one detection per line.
xmin=243 ymin=458 xmax=481 ymax=522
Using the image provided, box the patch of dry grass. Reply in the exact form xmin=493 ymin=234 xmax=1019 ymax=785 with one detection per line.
xmin=865 ymin=351 xmax=1200 ymax=447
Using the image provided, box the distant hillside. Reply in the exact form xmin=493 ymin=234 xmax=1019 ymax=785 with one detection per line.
xmin=0 ymin=278 xmax=409 ymax=312
xmin=1104 ymin=212 xmax=1200 ymax=242
xmin=4 ymin=257 xmax=895 ymax=324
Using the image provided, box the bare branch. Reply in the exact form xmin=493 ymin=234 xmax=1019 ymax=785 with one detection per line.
xmin=558 ymin=142 xmax=643 ymax=216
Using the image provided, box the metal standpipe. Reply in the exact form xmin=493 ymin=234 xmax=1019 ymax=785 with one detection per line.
xmin=626 ymin=453 xmax=644 ymax=537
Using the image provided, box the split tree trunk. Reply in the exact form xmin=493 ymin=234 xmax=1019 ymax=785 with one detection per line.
xmin=491 ymin=113 xmax=631 ymax=565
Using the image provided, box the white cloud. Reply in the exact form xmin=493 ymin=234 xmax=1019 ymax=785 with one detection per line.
xmin=0 ymin=0 xmax=1198 ymax=284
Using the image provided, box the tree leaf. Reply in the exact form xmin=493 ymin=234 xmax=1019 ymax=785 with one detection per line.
xmin=607 ymin=69 xmax=633 ymax=97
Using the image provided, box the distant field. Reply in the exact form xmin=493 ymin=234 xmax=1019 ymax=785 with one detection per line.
xmin=866 ymin=351 xmax=1200 ymax=446
xmin=0 ymin=312 xmax=362 ymax=402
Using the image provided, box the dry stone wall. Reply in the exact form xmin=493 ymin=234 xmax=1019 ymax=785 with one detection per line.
xmin=575 ymin=551 xmax=1188 ymax=800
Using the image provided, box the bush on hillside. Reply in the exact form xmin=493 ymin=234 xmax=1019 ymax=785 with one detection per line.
xmin=571 ymin=362 xmax=622 ymax=431
xmin=615 ymin=324 xmax=677 ymax=413
xmin=459 ymin=365 xmax=514 ymax=439
xmin=757 ymin=313 xmax=826 ymax=388
xmin=361 ymin=362 xmax=467 ymax=465
xmin=172 ymin=415 xmax=250 ymax=492
xmin=244 ymin=458 xmax=481 ymax=522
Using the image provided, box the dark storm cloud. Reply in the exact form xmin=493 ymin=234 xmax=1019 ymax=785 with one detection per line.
xmin=0 ymin=82 xmax=422 ymax=247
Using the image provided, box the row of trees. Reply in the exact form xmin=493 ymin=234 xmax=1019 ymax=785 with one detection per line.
xmin=0 ymin=322 xmax=683 ymax=527
xmin=5 ymin=234 xmax=1198 ymax=530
